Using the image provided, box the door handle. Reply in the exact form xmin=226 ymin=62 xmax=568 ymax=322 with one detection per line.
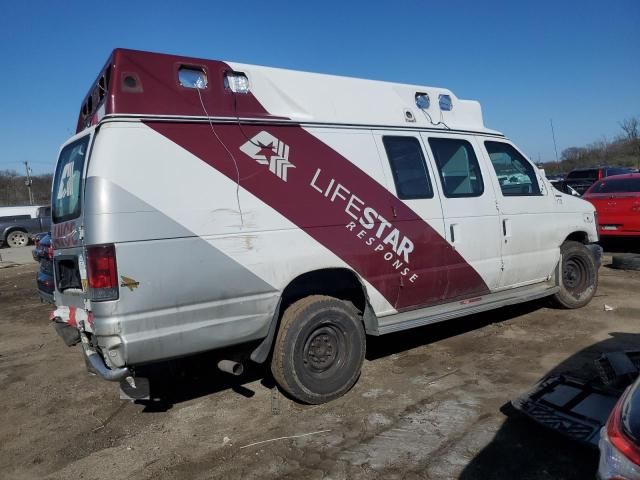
xmin=449 ymin=223 xmax=460 ymax=245
xmin=502 ymin=218 xmax=511 ymax=238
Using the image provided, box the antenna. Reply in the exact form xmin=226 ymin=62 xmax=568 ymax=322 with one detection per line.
xmin=550 ymin=119 xmax=559 ymax=163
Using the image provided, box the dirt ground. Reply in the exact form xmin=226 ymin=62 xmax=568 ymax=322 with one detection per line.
xmin=1 ymin=243 xmax=640 ymax=480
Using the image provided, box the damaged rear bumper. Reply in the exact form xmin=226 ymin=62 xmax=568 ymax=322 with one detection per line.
xmin=81 ymin=337 xmax=130 ymax=382
xmin=50 ymin=306 xmax=130 ymax=382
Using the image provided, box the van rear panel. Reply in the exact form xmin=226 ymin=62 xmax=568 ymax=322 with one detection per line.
xmin=61 ymin=124 xmax=281 ymax=366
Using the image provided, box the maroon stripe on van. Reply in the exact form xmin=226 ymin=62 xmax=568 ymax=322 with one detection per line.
xmin=146 ymin=122 xmax=489 ymax=310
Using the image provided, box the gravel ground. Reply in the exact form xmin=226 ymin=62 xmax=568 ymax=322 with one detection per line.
xmin=0 ymin=245 xmax=34 ymax=268
xmin=1 ymin=245 xmax=639 ymax=479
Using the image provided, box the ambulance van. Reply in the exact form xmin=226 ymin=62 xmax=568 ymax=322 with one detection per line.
xmin=50 ymin=49 xmax=599 ymax=403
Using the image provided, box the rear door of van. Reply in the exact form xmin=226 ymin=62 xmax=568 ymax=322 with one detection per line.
xmin=51 ymin=131 xmax=92 ymax=310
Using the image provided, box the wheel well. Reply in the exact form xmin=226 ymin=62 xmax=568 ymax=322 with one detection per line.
xmin=564 ymin=231 xmax=589 ymax=244
xmin=280 ymin=268 xmax=367 ymax=314
xmin=250 ymin=268 xmax=371 ymax=364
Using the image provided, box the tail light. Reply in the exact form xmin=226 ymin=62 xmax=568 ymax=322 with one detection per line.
xmin=86 ymin=244 xmax=118 ymax=301
xmin=47 ymin=245 xmax=53 ymax=260
xmin=607 ymin=388 xmax=640 ymax=467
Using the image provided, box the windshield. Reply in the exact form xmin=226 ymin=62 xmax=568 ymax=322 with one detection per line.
xmin=52 ymin=136 xmax=90 ymax=223
xmin=589 ymin=177 xmax=640 ymax=194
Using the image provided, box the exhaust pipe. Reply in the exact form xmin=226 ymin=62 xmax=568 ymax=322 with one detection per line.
xmin=218 ymin=360 xmax=244 ymax=376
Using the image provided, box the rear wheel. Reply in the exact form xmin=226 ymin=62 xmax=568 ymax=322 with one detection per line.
xmin=551 ymin=241 xmax=598 ymax=309
xmin=6 ymin=230 xmax=29 ymax=248
xmin=271 ymin=295 xmax=366 ymax=404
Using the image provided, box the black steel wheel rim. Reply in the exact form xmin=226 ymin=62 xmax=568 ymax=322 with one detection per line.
xmin=564 ymin=255 xmax=589 ymax=294
xmin=302 ymin=323 xmax=346 ymax=375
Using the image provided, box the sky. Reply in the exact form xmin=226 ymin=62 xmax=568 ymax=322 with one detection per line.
xmin=0 ymin=0 xmax=638 ymax=174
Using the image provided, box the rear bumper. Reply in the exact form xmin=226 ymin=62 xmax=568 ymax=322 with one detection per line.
xmin=50 ymin=306 xmax=130 ymax=382
xmin=598 ymin=229 xmax=640 ymax=237
xmin=80 ymin=335 xmax=130 ymax=382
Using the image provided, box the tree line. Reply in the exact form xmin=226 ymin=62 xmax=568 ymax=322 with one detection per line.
xmin=0 ymin=170 xmax=53 ymax=207
xmin=541 ymin=117 xmax=640 ymax=174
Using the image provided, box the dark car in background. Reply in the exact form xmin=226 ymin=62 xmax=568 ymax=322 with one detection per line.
xmin=599 ymin=373 xmax=640 ymax=479
xmin=583 ymin=173 xmax=640 ymax=238
xmin=32 ymin=232 xmax=54 ymax=304
xmin=564 ymin=167 xmax=635 ymax=196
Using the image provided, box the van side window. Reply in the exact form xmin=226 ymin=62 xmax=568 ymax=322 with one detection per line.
xmin=382 ymin=136 xmax=433 ymax=199
xmin=484 ymin=141 xmax=541 ymax=196
xmin=428 ymin=138 xmax=484 ymax=197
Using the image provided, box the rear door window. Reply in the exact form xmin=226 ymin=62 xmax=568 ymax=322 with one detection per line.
xmin=484 ymin=141 xmax=541 ymax=196
xmin=382 ymin=136 xmax=433 ymax=199
xmin=428 ymin=138 xmax=484 ymax=197
xmin=590 ymin=178 xmax=640 ymax=193
xmin=52 ymin=136 xmax=90 ymax=223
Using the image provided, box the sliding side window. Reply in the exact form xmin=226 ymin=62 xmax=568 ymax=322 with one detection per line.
xmin=428 ymin=138 xmax=484 ymax=198
xmin=382 ymin=136 xmax=433 ymax=199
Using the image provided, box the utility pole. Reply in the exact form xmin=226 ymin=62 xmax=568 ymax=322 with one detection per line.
xmin=24 ymin=161 xmax=34 ymax=205
xmin=550 ymin=119 xmax=559 ymax=164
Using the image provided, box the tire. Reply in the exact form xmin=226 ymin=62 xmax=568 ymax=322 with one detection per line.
xmin=551 ymin=241 xmax=598 ymax=309
xmin=6 ymin=230 xmax=29 ymax=248
xmin=611 ymin=254 xmax=640 ymax=272
xmin=271 ymin=295 xmax=366 ymax=404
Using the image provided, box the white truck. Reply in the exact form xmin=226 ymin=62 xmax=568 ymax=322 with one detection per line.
xmin=50 ymin=48 xmax=600 ymax=403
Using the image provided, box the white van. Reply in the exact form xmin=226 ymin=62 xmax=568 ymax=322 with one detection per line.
xmin=50 ymin=49 xmax=600 ymax=403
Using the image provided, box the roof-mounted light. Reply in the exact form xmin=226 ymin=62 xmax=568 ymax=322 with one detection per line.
xmin=225 ymin=72 xmax=250 ymax=94
xmin=439 ymin=94 xmax=453 ymax=111
xmin=415 ymin=92 xmax=430 ymax=110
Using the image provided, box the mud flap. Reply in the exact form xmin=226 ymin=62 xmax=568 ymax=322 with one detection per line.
xmin=53 ymin=319 xmax=81 ymax=346
xmin=119 ymin=376 xmax=150 ymax=401
xmin=586 ymin=243 xmax=603 ymax=268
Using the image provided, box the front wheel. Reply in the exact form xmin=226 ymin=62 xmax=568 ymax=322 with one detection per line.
xmin=551 ymin=241 xmax=598 ymax=309
xmin=271 ymin=295 xmax=366 ymax=404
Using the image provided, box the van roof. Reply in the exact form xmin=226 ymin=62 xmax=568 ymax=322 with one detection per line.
xmin=77 ymin=48 xmax=500 ymax=136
